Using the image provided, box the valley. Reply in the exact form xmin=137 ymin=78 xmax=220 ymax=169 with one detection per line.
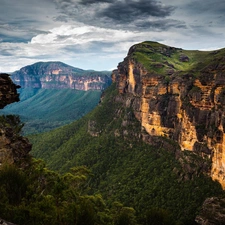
xmin=1 ymin=41 xmax=225 ymax=224
xmin=0 ymin=61 xmax=111 ymax=134
xmin=1 ymin=88 xmax=102 ymax=134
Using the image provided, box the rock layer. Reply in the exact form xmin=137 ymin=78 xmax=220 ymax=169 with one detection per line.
xmin=11 ymin=61 xmax=111 ymax=91
xmin=112 ymin=41 xmax=225 ymax=188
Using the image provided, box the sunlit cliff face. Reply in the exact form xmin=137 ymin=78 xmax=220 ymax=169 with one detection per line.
xmin=113 ymin=44 xmax=225 ymax=189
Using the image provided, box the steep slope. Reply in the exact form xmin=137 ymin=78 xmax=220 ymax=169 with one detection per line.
xmin=0 ymin=73 xmax=137 ymax=225
xmin=30 ymin=84 xmax=223 ymax=224
xmin=29 ymin=41 xmax=225 ymax=223
xmin=11 ymin=61 xmax=111 ymax=90
xmin=112 ymin=41 xmax=225 ymax=188
xmin=1 ymin=88 xmax=102 ymax=134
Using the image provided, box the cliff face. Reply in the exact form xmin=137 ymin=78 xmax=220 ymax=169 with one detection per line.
xmin=0 ymin=73 xmax=20 ymax=108
xmin=112 ymin=41 xmax=225 ymax=188
xmin=11 ymin=61 xmax=111 ymax=91
xmin=0 ymin=74 xmax=31 ymax=167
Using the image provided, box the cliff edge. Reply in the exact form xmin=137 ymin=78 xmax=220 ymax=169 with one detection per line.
xmin=112 ymin=41 xmax=225 ymax=188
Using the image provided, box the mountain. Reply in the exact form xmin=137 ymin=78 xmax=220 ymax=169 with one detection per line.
xmin=11 ymin=61 xmax=112 ymax=90
xmin=112 ymin=41 xmax=225 ymax=189
xmin=29 ymin=41 xmax=225 ymax=224
xmin=0 ymin=62 xmax=112 ymax=134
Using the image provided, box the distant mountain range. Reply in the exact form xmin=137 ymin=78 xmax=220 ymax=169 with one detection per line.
xmin=11 ymin=61 xmax=112 ymax=91
xmin=1 ymin=61 xmax=112 ymax=134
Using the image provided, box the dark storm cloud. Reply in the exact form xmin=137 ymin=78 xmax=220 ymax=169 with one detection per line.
xmin=99 ymin=0 xmax=175 ymax=23
xmin=54 ymin=0 xmax=180 ymax=31
xmin=79 ymin=0 xmax=111 ymax=5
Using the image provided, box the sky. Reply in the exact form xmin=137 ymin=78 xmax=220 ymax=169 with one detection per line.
xmin=1 ymin=0 xmax=225 ymax=72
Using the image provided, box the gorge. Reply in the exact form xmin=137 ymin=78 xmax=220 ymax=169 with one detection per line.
xmin=2 ymin=41 xmax=225 ymax=224
xmin=1 ymin=62 xmax=112 ymax=134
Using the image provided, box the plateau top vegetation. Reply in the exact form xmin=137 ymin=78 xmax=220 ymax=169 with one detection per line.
xmin=12 ymin=61 xmax=109 ymax=76
xmin=129 ymin=41 xmax=225 ymax=74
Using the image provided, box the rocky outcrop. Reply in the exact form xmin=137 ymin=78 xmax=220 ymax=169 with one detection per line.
xmin=0 ymin=116 xmax=32 ymax=167
xmin=112 ymin=41 xmax=225 ymax=188
xmin=0 ymin=74 xmax=31 ymax=167
xmin=195 ymin=197 xmax=225 ymax=224
xmin=11 ymin=61 xmax=111 ymax=91
xmin=0 ymin=73 xmax=20 ymax=108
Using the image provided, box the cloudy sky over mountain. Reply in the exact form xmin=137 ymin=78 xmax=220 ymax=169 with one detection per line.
xmin=1 ymin=0 xmax=225 ymax=72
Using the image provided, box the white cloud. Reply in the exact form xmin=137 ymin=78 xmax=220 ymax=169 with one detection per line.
xmin=2 ymin=0 xmax=225 ymax=72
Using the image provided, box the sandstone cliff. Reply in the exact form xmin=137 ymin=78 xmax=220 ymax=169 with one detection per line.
xmin=11 ymin=61 xmax=111 ymax=91
xmin=112 ymin=41 xmax=225 ymax=188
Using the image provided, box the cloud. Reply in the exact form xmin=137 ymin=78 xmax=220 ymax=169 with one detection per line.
xmin=185 ymin=0 xmax=225 ymax=14
xmin=30 ymin=24 xmax=145 ymax=45
xmin=2 ymin=0 xmax=225 ymax=73
xmin=99 ymin=0 xmax=175 ymax=22
xmin=79 ymin=0 xmax=111 ymax=4
xmin=135 ymin=19 xmax=186 ymax=30
xmin=53 ymin=0 xmax=182 ymax=31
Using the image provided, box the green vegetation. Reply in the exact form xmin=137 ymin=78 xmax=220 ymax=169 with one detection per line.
xmin=0 ymin=88 xmax=102 ymax=134
xmin=14 ymin=61 xmax=112 ymax=77
xmin=29 ymin=83 xmax=224 ymax=224
xmin=3 ymin=42 xmax=225 ymax=224
xmin=0 ymin=161 xmax=139 ymax=225
xmin=131 ymin=41 xmax=225 ymax=75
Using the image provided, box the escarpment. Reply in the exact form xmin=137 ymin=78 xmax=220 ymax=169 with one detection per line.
xmin=112 ymin=41 xmax=225 ymax=188
xmin=11 ymin=61 xmax=111 ymax=91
